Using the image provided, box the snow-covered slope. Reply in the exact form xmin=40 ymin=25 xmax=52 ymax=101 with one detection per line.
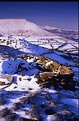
xmin=0 ymin=19 xmax=78 ymax=54
xmin=0 ymin=19 xmax=78 ymax=121
xmin=0 ymin=19 xmax=49 ymax=35
xmin=0 ymin=48 xmax=78 ymax=120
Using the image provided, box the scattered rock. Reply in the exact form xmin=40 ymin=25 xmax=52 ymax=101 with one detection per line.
xmin=30 ymin=106 xmax=39 ymax=120
xmin=0 ymin=81 xmax=6 ymax=86
xmin=0 ymin=75 xmax=13 ymax=86
xmin=12 ymin=102 xmax=21 ymax=111
xmin=45 ymin=108 xmax=56 ymax=115
xmin=39 ymin=72 xmax=56 ymax=81
xmin=0 ymin=108 xmax=12 ymax=117
xmin=19 ymin=117 xmax=38 ymax=121
xmin=56 ymin=109 xmax=73 ymax=120
xmin=5 ymin=113 xmax=17 ymax=121
xmin=19 ymin=97 xmax=30 ymax=104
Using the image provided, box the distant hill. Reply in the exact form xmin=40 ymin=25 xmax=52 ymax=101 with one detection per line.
xmin=0 ymin=19 xmax=49 ymax=36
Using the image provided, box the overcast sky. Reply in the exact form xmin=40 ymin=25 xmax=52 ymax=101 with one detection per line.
xmin=0 ymin=2 xmax=78 ymax=30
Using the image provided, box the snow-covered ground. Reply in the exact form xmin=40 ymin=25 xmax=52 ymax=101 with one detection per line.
xmin=0 ymin=19 xmax=78 ymax=121
xmin=0 ymin=38 xmax=78 ymax=120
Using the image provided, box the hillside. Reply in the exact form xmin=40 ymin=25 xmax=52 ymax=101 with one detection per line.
xmin=0 ymin=19 xmax=78 ymax=121
xmin=0 ymin=19 xmax=49 ymax=36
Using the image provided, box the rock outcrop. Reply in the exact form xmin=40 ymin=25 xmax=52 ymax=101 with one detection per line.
xmin=16 ymin=54 xmax=73 ymax=88
xmin=0 ymin=75 xmax=13 ymax=88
